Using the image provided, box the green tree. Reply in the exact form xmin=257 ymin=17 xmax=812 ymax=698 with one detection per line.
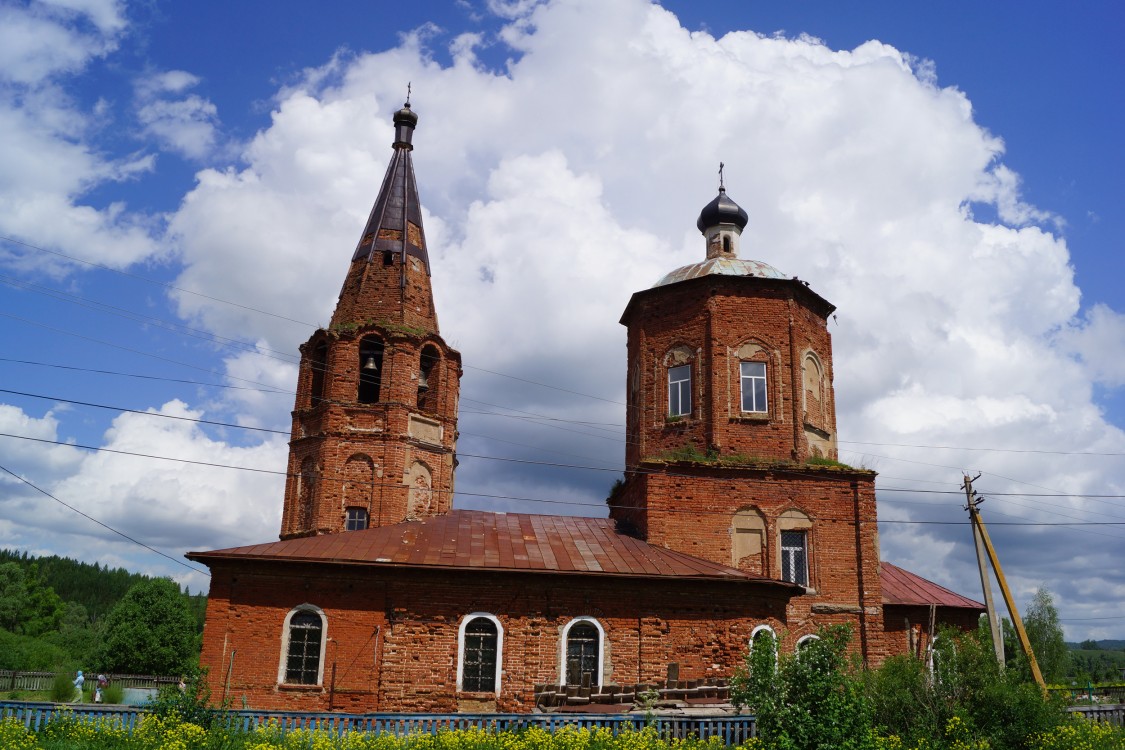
xmin=0 ymin=562 xmax=27 ymax=631
xmin=96 ymin=578 xmax=198 ymax=674
xmin=732 ymin=625 xmax=877 ymax=750
xmin=1021 ymin=587 xmax=1070 ymax=683
xmin=0 ymin=561 xmax=64 ymax=636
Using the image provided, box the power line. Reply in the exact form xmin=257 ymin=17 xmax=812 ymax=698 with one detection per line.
xmin=4 ymin=431 xmax=1125 ymax=527
xmin=0 ymin=357 xmax=289 ymax=395
xmin=0 ymin=311 xmax=292 ymax=394
xmin=3 ymin=233 xmax=625 ymax=407
xmin=0 ymin=388 xmax=290 ymax=436
xmin=840 ymin=438 xmax=1125 ymax=458
xmin=0 ymin=462 xmax=209 ymax=576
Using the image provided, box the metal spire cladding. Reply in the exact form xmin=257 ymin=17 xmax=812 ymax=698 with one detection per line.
xmin=330 ymin=99 xmax=438 ymax=334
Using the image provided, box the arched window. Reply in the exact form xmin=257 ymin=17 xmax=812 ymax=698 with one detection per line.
xmin=279 ymin=605 xmax=326 ymax=686
xmin=406 ymin=461 xmax=433 ymax=520
xmin=358 ymin=337 xmax=384 ymax=403
xmin=750 ymin=625 xmax=779 ymax=670
xmin=310 ymin=341 xmax=328 ymax=407
xmin=731 ymin=508 xmax=767 ymax=574
xmin=796 ymin=634 xmax=820 ymax=655
xmin=418 ymin=345 xmax=439 ymax=411
xmin=345 ymin=507 xmax=368 ymax=531
xmin=561 ymin=618 xmax=604 ymax=686
xmin=458 ymin=614 xmax=503 ymax=694
xmin=751 ymin=624 xmax=777 ymax=650
xmin=343 ymin=454 xmax=374 ymax=511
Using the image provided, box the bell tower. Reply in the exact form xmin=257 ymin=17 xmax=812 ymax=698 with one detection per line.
xmin=280 ymin=100 xmax=461 ymax=539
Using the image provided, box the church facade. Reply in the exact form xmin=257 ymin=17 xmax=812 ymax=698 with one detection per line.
xmin=188 ymin=103 xmax=982 ymax=713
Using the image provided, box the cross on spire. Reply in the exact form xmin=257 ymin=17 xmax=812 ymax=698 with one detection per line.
xmin=718 ymin=162 xmax=725 ymax=191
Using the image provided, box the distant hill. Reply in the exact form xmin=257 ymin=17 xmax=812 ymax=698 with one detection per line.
xmin=1067 ymin=640 xmax=1125 ymax=651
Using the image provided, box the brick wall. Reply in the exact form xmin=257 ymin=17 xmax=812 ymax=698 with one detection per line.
xmin=200 ymin=562 xmax=795 ymax=713
xmin=622 ymin=276 xmax=837 ymax=467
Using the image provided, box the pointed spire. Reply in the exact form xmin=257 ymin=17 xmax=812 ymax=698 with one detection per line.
xmin=331 ymin=96 xmax=439 ymax=334
xmin=350 ymin=97 xmax=429 ymax=274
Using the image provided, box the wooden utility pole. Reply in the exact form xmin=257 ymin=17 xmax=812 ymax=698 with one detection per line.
xmin=963 ymin=478 xmax=1046 ymax=690
xmin=963 ymin=474 xmax=1005 ymax=666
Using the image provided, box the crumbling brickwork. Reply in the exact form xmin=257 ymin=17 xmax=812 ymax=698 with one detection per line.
xmin=200 ymin=562 xmax=793 ymax=713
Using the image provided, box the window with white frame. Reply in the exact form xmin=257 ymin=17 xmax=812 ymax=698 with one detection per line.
xmin=562 ymin=618 xmax=603 ymax=686
xmin=345 ymin=507 xmax=368 ymax=531
xmin=749 ymin=624 xmax=778 ymax=667
xmin=781 ymin=530 xmax=809 ymax=586
xmin=280 ymin=606 xmax=326 ymax=685
xmin=668 ymin=364 xmax=691 ymax=417
xmin=795 ymin=634 xmax=820 ymax=655
xmin=458 ymin=614 xmax=502 ymax=693
xmin=740 ymin=361 xmax=767 ymax=413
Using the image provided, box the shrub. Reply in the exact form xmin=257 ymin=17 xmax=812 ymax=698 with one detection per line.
xmin=49 ymin=671 xmax=77 ymax=703
xmin=1029 ymin=716 xmax=1125 ymax=750
xmin=102 ymin=681 xmax=125 ymax=704
xmin=732 ymin=624 xmax=878 ymax=750
xmin=865 ymin=626 xmax=1068 ymax=750
xmin=145 ymin=667 xmax=224 ymax=729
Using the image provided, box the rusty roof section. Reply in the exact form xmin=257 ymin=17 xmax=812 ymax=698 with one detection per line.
xmin=880 ymin=562 xmax=985 ymax=610
xmin=188 ymin=510 xmax=800 ymax=589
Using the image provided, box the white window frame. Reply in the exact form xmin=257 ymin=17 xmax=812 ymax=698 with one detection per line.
xmin=795 ymin=634 xmax=820 ymax=655
xmin=750 ymin=624 xmax=777 ymax=648
xmin=559 ymin=617 xmax=605 ymax=687
xmin=781 ymin=529 xmax=809 ymax=586
xmin=750 ymin=624 xmax=779 ymax=665
xmin=277 ymin=604 xmax=328 ymax=686
xmin=740 ymin=361 xmax=768 ymax=413
xmin=456 ymin=613 xmax=504 ymax=695
xmin=344 ymin=506 xmax=368 ymax=531
xmin=668 ymin=364 xmax=692 ymax=417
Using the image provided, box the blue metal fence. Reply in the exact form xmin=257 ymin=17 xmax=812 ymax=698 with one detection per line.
xmin=0 ymin=702 xmax=758 ymax=743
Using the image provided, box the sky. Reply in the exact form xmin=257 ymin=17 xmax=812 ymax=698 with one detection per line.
xmin=0 ymin=0 xmax=1123 ymax=641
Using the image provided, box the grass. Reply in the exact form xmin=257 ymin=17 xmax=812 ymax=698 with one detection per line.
xmin=649 ymin=444 xmax=857 ymax=470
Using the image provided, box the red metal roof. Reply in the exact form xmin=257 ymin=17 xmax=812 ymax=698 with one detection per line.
xmin=188 ymin=510 xmax=799 ymax=589
xmin=880 ymin=562 xmax=984 ymax=610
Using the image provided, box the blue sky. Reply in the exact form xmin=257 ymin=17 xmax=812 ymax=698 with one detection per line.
xmin=1 ymin=0 xmax=1123 ymax=640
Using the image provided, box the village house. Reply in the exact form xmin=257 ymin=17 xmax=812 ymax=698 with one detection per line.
xmin=188 ymin=102 xmax=983 ymax=713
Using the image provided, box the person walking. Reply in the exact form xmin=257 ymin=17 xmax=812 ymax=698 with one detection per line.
xmin=72 ymin=670 xmax=84 ymax=702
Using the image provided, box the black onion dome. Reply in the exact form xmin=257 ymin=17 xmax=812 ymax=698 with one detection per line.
xmin=392 ymin=102 xmax=418 ymax=149
xmin=393 ymin=101 xmax=418 ymax=128
xmin=696 ymin=187 xmax=749 ymax=233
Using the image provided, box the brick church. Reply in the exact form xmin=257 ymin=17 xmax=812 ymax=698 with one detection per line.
xmin=188 ymin=102 xmax=982 ymax=713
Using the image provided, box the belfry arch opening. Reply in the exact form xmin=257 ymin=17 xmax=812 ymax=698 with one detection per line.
xmin=418 ymin=345 xmax=439 ymax=410
xmin=358 ymin=337 xmax=385 ymax=403
xmin=310 ymin=341 xmax=328 ymax=407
